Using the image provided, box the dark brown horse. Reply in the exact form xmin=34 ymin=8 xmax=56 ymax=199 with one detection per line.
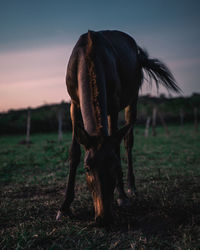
xmin=56 ymin=30 xmax=180 ymax=225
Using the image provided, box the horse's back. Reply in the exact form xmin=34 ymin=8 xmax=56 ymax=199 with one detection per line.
xmin=66 ymin=30 xmax=141 ymax=110
xmin=99 ymin=30 xmax=137 ymax=54
xmin=97 ymin=31 xmax=141 ymax=109
xmin=89 ymin=30 xmax=139 ymax=73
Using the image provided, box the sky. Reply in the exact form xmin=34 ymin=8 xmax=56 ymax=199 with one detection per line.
xmin=0 ymin=0 xmax=200 ymax=112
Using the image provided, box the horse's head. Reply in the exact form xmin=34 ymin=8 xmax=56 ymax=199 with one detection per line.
xmin=75 ymin=125 xmax=130 ymax=225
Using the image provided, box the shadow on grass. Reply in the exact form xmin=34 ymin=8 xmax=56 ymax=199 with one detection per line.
xmin=56 ymin=177 xmax=200 ymax=240
xmin=1 ymin=177 xmax=200 ymax=249
xmin=71 ymin=193 xmax=199 ymax=236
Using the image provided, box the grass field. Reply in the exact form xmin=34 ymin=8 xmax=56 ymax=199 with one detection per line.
xmin=0 ymin=125 xmax=200 ymax=249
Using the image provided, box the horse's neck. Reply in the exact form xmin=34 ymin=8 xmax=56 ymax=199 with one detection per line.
xmin=78 ymin=54 xmax=108 ymax=136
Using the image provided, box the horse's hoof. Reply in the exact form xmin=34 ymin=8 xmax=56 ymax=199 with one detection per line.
xmin=56 ymin=210 xmax=62 ymax=221
xmin=56 ymin=208 xmax=73 ymax=220
xmin=117 ymin=198 xmax=131 ymax=207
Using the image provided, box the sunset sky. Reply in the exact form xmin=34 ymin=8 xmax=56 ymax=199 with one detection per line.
xmin=0 ymin=0 xmax=199 ymax=112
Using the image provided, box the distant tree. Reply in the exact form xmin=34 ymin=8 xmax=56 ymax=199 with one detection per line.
xmin=159 ymin=93 xmax=166 ymax=99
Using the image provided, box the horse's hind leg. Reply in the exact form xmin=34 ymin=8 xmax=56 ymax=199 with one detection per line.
xmin=124 ymin=105 xmax=137 ymax=196
xmin=56 ymin=103 xmax=81 ymax=220
xmin=108 ymin=113 xmax=129 ymax=206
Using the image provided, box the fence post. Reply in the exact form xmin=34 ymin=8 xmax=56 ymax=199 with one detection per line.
xmin=58 ymin=104 xmax=63 ymax=141
xmin=26 ymin=108 xmax=31 ymax=144
xmin=158 ymin=111 xmax=169 ymax=136
xmin=180 ymin=108 xmax=184 ymax=127
xmin=145 ymin=116 xmax=151 ymax=138
xmin=152 ymin=107 xmax=157 ymax=136
xmin=194 ymin=107 xmax=198 ymax=133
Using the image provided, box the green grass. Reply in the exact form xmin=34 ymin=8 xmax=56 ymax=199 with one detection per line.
xmin=0 ymin=125 xmax=200 ymax=249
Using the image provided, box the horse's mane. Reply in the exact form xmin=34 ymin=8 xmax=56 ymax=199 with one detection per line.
xmin=86 ymin=31 xmax=103 ymax=135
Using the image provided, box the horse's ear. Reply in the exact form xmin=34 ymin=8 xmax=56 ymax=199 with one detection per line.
xmin=111 ymin=124 xmax=132 ymax=145
xmin=74 ymin=125 xmax=92 ymax=149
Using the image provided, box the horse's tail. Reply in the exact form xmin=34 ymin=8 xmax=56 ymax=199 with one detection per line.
xmin=138 ymin=46 xmax=181 ymax=93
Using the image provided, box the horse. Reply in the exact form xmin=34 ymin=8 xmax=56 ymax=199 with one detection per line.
xmin=56 ymin=30 xmax=180 ymax=225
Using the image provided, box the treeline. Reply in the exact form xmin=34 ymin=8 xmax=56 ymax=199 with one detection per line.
xmin=136 ymin=93 xmax=200 ymax=125
xmin=0 ymin=93 xmax=199 ymax=135
xmin=0 ymin=102 xmax=71 ymax=135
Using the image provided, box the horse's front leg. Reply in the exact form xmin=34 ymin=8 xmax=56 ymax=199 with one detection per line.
xmin=56 ymin=103 xmax=81 ymax=220
xmin=56 ymin=138 xmax=81 ymax=219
